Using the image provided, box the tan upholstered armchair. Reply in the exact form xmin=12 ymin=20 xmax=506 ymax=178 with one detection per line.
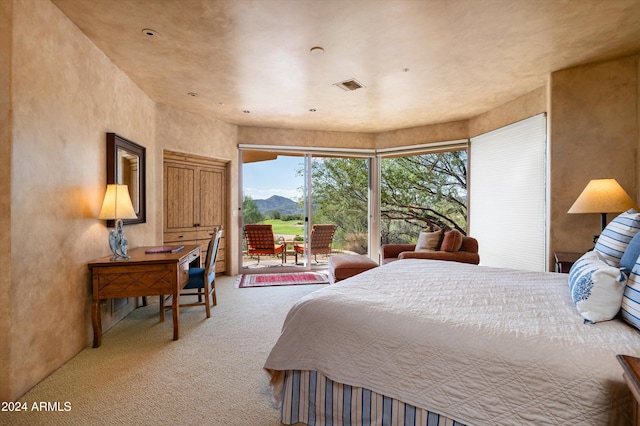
xmin=381 ymin=235 xmax=479 ymax=265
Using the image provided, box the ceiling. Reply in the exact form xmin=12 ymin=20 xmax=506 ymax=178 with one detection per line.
xmin=51 ymin=0 xmax=640 ymax=133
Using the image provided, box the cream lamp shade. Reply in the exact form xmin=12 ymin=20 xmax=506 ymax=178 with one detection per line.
xmin=568 ymin=178 xmax=639 ymax=230
xmin=98 ymin=184 xmax=137 ymax=220
xmin=98 ymin=184 xmax=137 ymax=260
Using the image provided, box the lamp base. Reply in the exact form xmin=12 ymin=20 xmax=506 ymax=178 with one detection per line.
xmin=108 ymin=219 xmax=130 ymax=261
xmin=109 ymin=253 xmax=130 ymax=261
xmin=600 ymin=212 xmax=607 ymax=232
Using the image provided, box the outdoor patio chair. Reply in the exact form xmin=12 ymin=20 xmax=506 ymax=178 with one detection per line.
xmin=294 ymin=224 xmax=336 ymax=263
xmin=244 ymin=224 xmax=287 ymax=263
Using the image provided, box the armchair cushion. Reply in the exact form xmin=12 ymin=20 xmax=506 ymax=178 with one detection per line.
xmin=381 ymin=235 xmax=479 ymax=265
xmin=380 ymin=244 xmax=416 ymax=261
xmin=398 ymin=250 xmax=480 ymax=264
xmin=440 ymin=230 xmax=464 ymax=252
xmin=415 ymin=228 xmax=443 ymax=252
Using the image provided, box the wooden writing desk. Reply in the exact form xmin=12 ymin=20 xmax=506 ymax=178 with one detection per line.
xmin=88 ymin=245 xmax=200 ymax=347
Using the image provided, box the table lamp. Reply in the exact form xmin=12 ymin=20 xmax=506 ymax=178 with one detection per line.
xmin=568 ymin=178 xmax=639 ymax=231
xmin=98 ymin=184 xmax=137 ymax=260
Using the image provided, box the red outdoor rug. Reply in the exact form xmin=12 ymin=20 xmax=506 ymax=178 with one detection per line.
xmin=235 ymin=272 xmax=329 ymax=288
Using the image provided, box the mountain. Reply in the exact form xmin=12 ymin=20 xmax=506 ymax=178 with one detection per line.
xmin=254 ymin=195 xmax=303 ymax=215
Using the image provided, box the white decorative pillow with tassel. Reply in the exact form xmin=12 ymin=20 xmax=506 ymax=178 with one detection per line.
xmin=568 ymin=250 xmax=626 ymax=323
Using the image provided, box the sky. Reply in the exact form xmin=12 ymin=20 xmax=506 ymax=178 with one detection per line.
xmin=243 ymin=155 xmax=305 ymax=201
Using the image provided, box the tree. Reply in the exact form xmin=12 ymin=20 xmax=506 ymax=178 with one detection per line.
xmin=270 ymin=210 xmax=281 ymax=220
xmin=310 ymin=158 xmax=370 ymax=253
xmin=242 ymin=195 xmax=264 ymax=224
xmin=380 ymin=150 xmax=467 ymax=243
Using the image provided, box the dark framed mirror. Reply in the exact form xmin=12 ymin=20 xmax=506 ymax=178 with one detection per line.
xmin=106 ymin=132 xmax=146 ymax=226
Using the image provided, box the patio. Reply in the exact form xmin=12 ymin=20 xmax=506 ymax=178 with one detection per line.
xmin=242 ymin=246 xmax=333 ymax=269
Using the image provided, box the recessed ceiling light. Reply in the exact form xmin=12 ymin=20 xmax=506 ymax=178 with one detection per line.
xmin=310 ymin=46 xmax=324 ymax=56
xmin=141 ymin=28 xmax=159 ymax=37
xmin=187 ymin=92 xmax=198 ymax=97
xmin=242 ymin=110 xmax=250 ymax=114
xmin=309 ymin=108 xmax=317 ymax=112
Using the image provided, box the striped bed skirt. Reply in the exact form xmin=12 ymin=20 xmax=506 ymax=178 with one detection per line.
xmin=280 ymin=370 xmax=465 ymax=426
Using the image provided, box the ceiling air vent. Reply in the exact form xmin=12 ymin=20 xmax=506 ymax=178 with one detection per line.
xmin=334 ymin=78 xmax=365 ymax=92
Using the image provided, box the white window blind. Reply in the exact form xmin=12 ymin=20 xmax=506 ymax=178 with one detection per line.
xmin=469 ymin=114 xmax=547 ymax=271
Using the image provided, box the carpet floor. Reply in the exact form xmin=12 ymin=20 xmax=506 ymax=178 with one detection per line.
xmin=5 ymin=275 xmax=325 ymax=426
xmin=235 ymin=271 xmax=329 ymax=288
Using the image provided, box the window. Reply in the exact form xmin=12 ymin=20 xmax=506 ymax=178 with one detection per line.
xmin=469 ymin=114 xmax=547 ymax=271
xmin=380 ymin=150 xmax=468 ymax=245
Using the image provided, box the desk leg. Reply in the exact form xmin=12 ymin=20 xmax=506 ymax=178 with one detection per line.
xmin=159 ymin=295 xmax=165 ymax=322
xmin=92 ymin=299 xmax=102 ymax=348
xmin=172 ymin=290 xmax=180 ymax=340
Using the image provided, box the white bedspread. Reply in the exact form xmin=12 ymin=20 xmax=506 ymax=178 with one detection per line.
xmin=264 ymin=259 xmax=640 ymax=425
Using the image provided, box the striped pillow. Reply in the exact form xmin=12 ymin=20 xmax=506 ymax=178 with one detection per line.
xmin=594 ymin=209 xmax=640 ymax=267
xmin=621 ymin=256 xmax=640 ymax=330
xmin=620 ymin=232 xmax=640 ymax=276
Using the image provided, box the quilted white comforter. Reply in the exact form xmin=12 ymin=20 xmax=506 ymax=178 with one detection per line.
xmin=264 ymin=259 xmax=640 ymax=425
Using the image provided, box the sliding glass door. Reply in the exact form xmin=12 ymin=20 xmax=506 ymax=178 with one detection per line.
xmin=241 ymin=152 xmax=305 ymax=270
xmin=306 ymin=155 xmax=370 ymax=262
xmin=240 ymin=150 xmax=370 ymax=273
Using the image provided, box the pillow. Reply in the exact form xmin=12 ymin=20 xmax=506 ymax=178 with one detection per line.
xmin=594 ymin=209 xmax=640 ymax=267
xmin=621 ymin=255 xmax=640 ymax=330
xmin=440 ymin=230 xmax=463 ymax=252
xmin=620 ymin=231 xmax=640 ymax=276
xmin=415 ymin=227 xmax=443 ymax=252
xmin=568 ymin=250 xmax=626 ymax=323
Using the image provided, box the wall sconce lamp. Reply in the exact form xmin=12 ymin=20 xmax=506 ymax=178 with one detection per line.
xmin=98 ymin=184 xmax=137 ymax=260
xmin=568 ymin=178 xmax=639 ymax=231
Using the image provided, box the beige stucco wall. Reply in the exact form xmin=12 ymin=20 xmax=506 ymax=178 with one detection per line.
xmin=468 ymin=87 xmax=547 ymax=138
xmin=3 ymin=0 xmax=249 ymax=401
xmin=5 ymin=0 xmax=158 ymax=400
xmin=238 ymin=126 xmax=376 ymax=150
xmin=0 ymin=0 xmax=13 ymax=404
xmin=375 ymin=120 xmax=469 ymax=149
xmin=549 ymin=55 xmax=639 ymax=263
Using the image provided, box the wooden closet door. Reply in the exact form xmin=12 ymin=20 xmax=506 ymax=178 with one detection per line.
xmin=198 ymin=167 xmax=223 ymax=228
xmin=164 ymin=163 xmax=197 ymax=233
xmin=198 ymin=166 xmax=226 ymax=272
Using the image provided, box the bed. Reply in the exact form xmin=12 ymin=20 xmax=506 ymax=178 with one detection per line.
xmin=264 ymin=259 xmax=640 ymax=425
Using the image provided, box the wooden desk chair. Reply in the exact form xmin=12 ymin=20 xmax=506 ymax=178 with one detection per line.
xmin=244 ymin=224 xmax=286 ymax=263
xmin=294 ymin=224 xmax=336 ymax=263
xmin=163 ymin=227 xmax=222 ymax=318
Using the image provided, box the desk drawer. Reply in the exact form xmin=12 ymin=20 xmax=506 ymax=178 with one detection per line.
xmin=95 ymin=264 xmax=177 ymax=298
xmin=179 ymin=258 xmax=190 ymax=287
xmin=164 ymin=230 xmax=198 ymax=243
xmin=186 ymin=249 xmax=200 ymax=265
